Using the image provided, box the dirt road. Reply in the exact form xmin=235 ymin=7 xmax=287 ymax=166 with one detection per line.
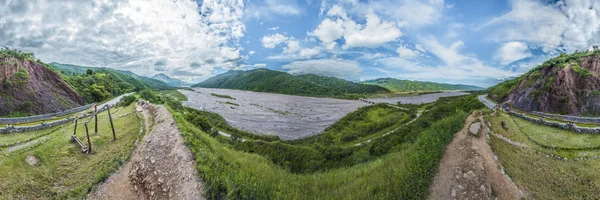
xmin=88 ymin=104 xmax=204 ymax=200
xmin=428 ymin=112 xmax=522 ymax=200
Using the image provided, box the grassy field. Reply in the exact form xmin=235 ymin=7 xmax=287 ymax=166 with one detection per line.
xmin=0 ymin=104 xmax=144 ymax=199
xmin=490 ymin=135 xmax=600 ymax=199
xmin=487 ymin=111 xmax=600 ymax=199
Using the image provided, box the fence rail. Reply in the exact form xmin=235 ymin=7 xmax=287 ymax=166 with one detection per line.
xmin=0 ymin=104 xmax=95 ymax=124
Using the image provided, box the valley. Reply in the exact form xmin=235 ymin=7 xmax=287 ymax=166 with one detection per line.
xmin=181 ymin=87 xmax=467 ymax=140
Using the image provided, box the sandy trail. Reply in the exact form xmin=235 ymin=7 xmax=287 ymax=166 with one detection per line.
xmin=88 ymin=104 xmax=204 ymax=200
xmin=428 ymin=112 xmax=522 ymax=200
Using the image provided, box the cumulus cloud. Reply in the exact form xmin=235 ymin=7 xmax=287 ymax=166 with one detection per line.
xmin=0 ymin=0 xmax=245 ymax=82
xmin=282 ymin=59 xmax=361 ymax=79
xmin=261 ymin=33 xmax=289 ymax=48
xmin=380 ymin=36 xmax=518 ymax=83
xmin=249 ymin=51 xmax=256 ymax=55
xmin=482 ymin=0 xmax=600 ymax=53
xmin=311 ymin=6 xmax=402 ymax=49
xmin=396 ymin=45 xmax=420 ymax=59
xmin=495 ymin=42 xmax=532 ymax=65
xmin=263 ymin=34 xmax=321 ymax=60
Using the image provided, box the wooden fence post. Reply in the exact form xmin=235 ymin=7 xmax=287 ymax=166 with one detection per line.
xmin=107 ymin=105 xmax=116 ymax=140
xmin=94 ymin=105 xmax=98 ymax=134
xmin=73 ymin=118 xmax=78 ymax=136
xmin=85 ymin=122 xmax=91 ymax=153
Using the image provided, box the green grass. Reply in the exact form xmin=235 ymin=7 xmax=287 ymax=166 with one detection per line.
xmin=490 ymin=135 xmax=600 ymax=199
xmin=512 ymin=115 xmax=600 ymax=149
xmin=0 ymin=127 xmax=60 ymax=147
xmin=210 ymin=93 xmax=236 ymax=100
xmin=0 ymin=104 xmax=144 ymax=199
xmin=158 ymin=90 xmax=188 ymax=101
xmin=169 ymin=94 xmax=483 ymax=199
xmin=292 ymin=104 xmax=413 ymax=146
xmin=173 ymin=106 xmax=468 ymax=199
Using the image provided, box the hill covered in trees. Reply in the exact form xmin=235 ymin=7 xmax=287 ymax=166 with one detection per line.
xmin=488 ymin=50 xmax=600 ymax=116
xmin=193 ymin=68 xmax=389 ymax=98
xmin=362 ymin=78 xmax=484 ymax=93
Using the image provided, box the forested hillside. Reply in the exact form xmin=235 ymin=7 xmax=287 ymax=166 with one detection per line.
xmin=49 ymin=63 xmax=170 ymax=103
xmin=363 ymin=78 xmax=483 ymax=92
xmin=193 ymin=68 xmax=389 ymax=98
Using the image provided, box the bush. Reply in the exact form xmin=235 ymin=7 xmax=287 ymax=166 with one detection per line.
xmin=185 ymin=112 xmax=212 ymax=132
xmin=117 ymin=95 xmax=137 ymax=107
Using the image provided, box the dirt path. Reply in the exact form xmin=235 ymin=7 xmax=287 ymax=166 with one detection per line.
xmin=428 ymin=112 xmax=523 ymax=200
xmin=88 ymin=104 xmax=204 ymax=200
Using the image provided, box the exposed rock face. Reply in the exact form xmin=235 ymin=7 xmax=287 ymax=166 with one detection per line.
xmin=505 ymin=55 xmax=600 ymax=116
xmin=0 ymin=56 xmax=83 ymax=116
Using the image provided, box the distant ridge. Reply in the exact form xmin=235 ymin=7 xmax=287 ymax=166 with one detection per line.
xmin=193 ymin=68 xmax=389 ymax=99
xmin=151 ymin=73 xmax=191 ymax=87
xmin=362 ymin=78 xmax=484 ymax=92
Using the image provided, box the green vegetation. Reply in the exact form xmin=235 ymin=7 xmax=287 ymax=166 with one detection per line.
xmin=363 ymin=78 xmax=483 ymax=93
xmin=572 ymin=63 xmax=593 ymax=78
xmin=210 ymin=93 xmax=236 ymax=100
xmin=193 ymin=68 xmax=389 ymax=99
xmin=0 ymin=104 xmax=143 ymax=199
xmin=168 ymin=94 xmax=483 ymax=199
xmin=117 ymin=94 xmax=138 ymax=107
xmin=48 ymin=62 xmax=170 ymax=103
xmin=488 ymin=111 xmax=600 ymax=199
xmin=157 ymin=90 xmax=188 ymax=101
xmin=293 ymin=104 xmax=413 ymax=146
xmin=217 ymin=101 xmax=239 ymax=106
xmin=0 ymin=47 xmax=35 ymax=61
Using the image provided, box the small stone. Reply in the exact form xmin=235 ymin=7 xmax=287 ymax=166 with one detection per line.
xmin=451 ymin=189 xmax=456 ymax=197
xmin=480 ymin=185 xmax=486 ymax=192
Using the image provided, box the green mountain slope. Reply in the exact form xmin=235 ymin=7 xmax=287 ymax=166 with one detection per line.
xmin=362 ymin=78 xmax=484 ymax=92
xmin=49 ymin=62 xmax=170 ymax=103
xmin=193 ymin=68 xmax=389 ymax=98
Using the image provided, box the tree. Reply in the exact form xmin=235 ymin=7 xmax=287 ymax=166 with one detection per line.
xmin=86 ymin=69 xmax=94 ymax=75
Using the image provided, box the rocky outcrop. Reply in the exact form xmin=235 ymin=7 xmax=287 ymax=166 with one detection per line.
xmin=501 ymin=54 xmax=600 ymax=116
xmin=0 ymin=56 xmax=84 ymax=116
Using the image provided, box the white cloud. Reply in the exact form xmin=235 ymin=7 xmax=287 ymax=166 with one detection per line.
xmin=0 ymin=0 xmax=245 ymax=82
xmin=282 ymin=59 xmax=361 ymax=79
xmin=482 ymin=0 xmax=600 ymax=53
xmin=299 ymin=48 xmax=320 ymax=58
xmin=343 ymin=13 xmax=402 ymax=48
xmin=249 ymin=51 xmax=256 ymax=55
xmin=311 ymin=18 xmax=344 ymax=45
xmin=311 ymin=6 xmax=402 ymax=49
xmin=268 ymin=26 xmax=280 ymax=31
xmin=245 ymin=0 xmax=301 ymax=20
xmin=381 ymin=36 xmax=518 ymax=83
xmin=283 ymin=39 xmax=301 ymax=54
xmin=495 ymin=42 xmax=532 ymax=65
xmin=261 ymin=33 xmax=289 ymax=48
xmin=396 ymin=45 xmax=420 ymax=59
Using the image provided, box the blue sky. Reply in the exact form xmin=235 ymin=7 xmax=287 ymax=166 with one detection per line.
xmin=2 ymin=0 xmax=599 ymax=87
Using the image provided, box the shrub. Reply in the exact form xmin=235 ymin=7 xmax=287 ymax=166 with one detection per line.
xmin=117 ymin=95 xmax=137 ymax=107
